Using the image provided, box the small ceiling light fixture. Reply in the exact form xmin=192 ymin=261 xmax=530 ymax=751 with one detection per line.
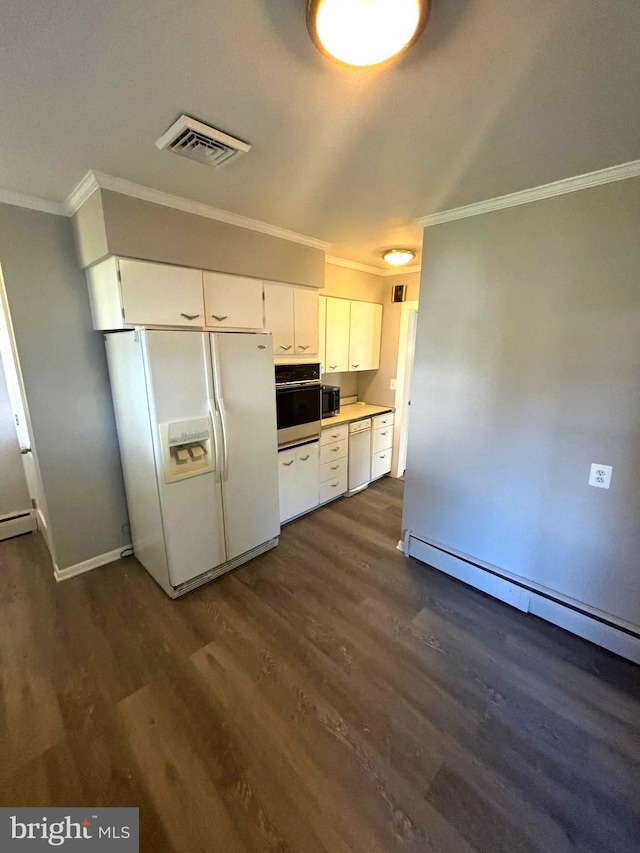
xmin=383 ymin=248 xmax=416 ymax=267
xmin=307 ymin=0 xmax=430 ymax=68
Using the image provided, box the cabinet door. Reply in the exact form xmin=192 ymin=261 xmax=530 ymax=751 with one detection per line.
xmin=295 ymin=443 xmax=320 ymax=515
xmin=318 ymin=296 xmax=326 ymax=370
xmin=119 ymin=259 xmax=204 ymax=327
xmin=349 ymin=301 xmax=382 ymax=371
xmin=324 ymin=298 xmax=350 ymax=373
xmin=264 ymin=283 xmax=295 ymax=357
xmin=278 ymin=448 xmax=298 ymax=523
xmin=293 ymin=288 xmax=319 ymax=356
xmin=203 ymin=272 xmax=263 ymax=329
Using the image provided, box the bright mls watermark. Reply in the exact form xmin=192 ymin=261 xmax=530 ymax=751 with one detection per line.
xmin=0 ymin=808 xmax=138 ymax=850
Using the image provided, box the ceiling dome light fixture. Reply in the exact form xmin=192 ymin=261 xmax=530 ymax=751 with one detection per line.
xmin=307 ymin=0 xmax=430 ymax=68
xmin=383 ymin=249 xmax=416 ymax=267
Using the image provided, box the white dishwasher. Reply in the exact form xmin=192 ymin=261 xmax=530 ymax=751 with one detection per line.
xmin=348 ymin=418 xmax=372 ymax=496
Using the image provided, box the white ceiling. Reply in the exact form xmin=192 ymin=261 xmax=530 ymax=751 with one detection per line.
xmin=1 ymin=0 xmax=639 ymax=268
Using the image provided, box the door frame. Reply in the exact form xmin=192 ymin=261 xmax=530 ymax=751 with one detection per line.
xmin=0 ymin=260 xmax=52 ymax=551
xmin=391 ymin=301 xmax=419 ymax=479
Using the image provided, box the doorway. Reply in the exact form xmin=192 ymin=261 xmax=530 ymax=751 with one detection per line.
xmin=0 ymin=262 xmax=47 ymax=543
xmin=392 ymin=301 xmax=418 ymax=479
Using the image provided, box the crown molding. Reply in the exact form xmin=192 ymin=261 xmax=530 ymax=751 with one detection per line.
xmin=417 ymin=159 xmax=640 ymax=228
xmin=0 ymin=188 xmax=66 ymax=217
xmin=65 ymin=171 xmax=100 ymax=215
xmin=381 ymin=264 xmax=421 ymax=277
xmin=66 ymin=171 xmax=331 ymax=251
xmin=326 ymin=255 xmax=386 ymax=276
xmin=326 ymin=255 xmax=421 ymax=277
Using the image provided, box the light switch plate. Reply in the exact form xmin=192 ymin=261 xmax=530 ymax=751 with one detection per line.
xmin=390 ymin=378 xmax=397 ymax=391
xmin=589 ymin=463 xmax=613 ymax=489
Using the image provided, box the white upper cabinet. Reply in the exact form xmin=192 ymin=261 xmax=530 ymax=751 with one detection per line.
xmin=264 ymin=283 xmax=295 ymax=356
xmin=348 ymin=301 xmax=382 ymax=371
xmin=120 ymin=259 xmax=204 ymax=327
xmin=324 ymin=298 xmax=351 ymax=373
xmin=264 ymin=283 xmax=319 ymax=359
xmin=293 ymin=287 xmax=319 ymax=356
xmin=203 ymin=272 xmax=263 ymax=329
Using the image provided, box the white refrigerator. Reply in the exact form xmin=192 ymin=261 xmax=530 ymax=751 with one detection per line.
xmin=105 ymin=328 xmax=280 ymax=597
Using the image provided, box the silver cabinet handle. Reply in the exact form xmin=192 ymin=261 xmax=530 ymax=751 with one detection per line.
xmin=331 ymin=465 xmax=339 ymax=470
xmin=331 ymin=483 xmax=338 ymax=488
xmin=300 ymin=455 xmax=310 ymax=461
xmin=379 ymin=455 xmax=386 ymax=459
xmin=381 ymin=431 xmax=388 ymax=436
xmin=298 ymin=345 xmax=310 ymax=351
xmin=280 ymin=345 xmax=292 ymax=351
xmin=331 ymin=434 xmax=339 ymax=438
xmin=283 ymin=460 xmax=294 ymax=467
xmin=181 ymin=313 xmax=200 ymax=320
xmin=329 ymin=365 xmax=337 ymax=370
xmin=352 ymin=364 xmax=359 ymax=368
xmin=332 ymin=447 xmax=339 ymax=452
xmin=211 ymin=314 xmax=229 ymax=321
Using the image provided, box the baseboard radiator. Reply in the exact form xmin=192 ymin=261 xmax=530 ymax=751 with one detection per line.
xmin=405 ymin=532 xmax=640 ymax=665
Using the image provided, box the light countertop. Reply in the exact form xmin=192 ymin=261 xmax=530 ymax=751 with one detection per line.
xmin=321 ymin=402 xmax=394 ymax=428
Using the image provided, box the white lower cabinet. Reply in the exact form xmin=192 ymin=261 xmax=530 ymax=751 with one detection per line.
xmin=319 ymin=425 xmax=348 ymax=505
xmin=371 ymin=413 xmax=394 ymax=480
xmin=278 ymin=441 xmax=320 ymax=523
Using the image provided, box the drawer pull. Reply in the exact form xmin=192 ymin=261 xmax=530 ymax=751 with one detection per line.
xmin=331 ymin=433 xmax=339 ymax=438
xmin=211 ymin=314 xmax=229 ymax=321
xmin=181 ymin=313 xmax=200 ymax=320
xmin=300 ymin=455 xmax=310 ymax=461
xmin=381 ymin=431 xmax=388 ymax=436
xmin=379 ymin=455 xmax=386 ymax=459
xmin=331 ymin=482 xmax=339 ymax=488
xmin=331 ymin=465 xmax=339 ymax=470
xmin=283 ymin=460 xmax=294 ymax=467
xmin=352 ymin=364 xmax=359 ymax=368
xmin=331 ymin=447 xmax=339 ymax=452
xmin=298 ymin=345 xmax=310 ymax=351
xmin=279 ymin=344 xmax=292 ymax=351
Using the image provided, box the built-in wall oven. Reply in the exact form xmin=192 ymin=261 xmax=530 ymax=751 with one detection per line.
xmin=275 ymin=363 xmax=322 ymax=448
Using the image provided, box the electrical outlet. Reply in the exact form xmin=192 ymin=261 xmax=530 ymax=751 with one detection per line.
xmin=589 ymin=463 xmax=613 ymax=489
xmin=390 ymin=378 xmax=397 ymax=391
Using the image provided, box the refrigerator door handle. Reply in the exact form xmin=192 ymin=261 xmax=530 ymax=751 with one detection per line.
xmin=210 ymin=335 xmax=229 ymax=480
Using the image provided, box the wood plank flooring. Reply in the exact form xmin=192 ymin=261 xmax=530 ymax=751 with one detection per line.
xmin=1 ymin=477 xmax=639 ymax=852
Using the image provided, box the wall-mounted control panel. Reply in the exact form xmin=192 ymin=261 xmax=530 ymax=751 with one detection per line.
xmin=160 ymin=417 xmax=215 ymax=482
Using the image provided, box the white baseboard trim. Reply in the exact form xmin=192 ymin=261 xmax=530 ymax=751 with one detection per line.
xmin=0 ymin=511 xmax=37 ymax=541
xmin=54 ymin=544 xmax=132 ymax=582
xmin=406 ymin=533 xmax=640 ymax=665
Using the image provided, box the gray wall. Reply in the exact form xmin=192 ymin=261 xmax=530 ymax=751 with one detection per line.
xmin=74 ymin=190 xmax=326 ymax=288
xmin=403 ymin=178 xmax=640 ymax=628
xmin=0 ymin=203 xmax=129 ymax=568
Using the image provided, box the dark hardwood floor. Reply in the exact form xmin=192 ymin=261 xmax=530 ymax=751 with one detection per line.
xmin=1 ymin=477 xmax=639 ymax=852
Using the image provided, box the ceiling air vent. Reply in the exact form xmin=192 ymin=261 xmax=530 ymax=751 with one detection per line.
xmin=155 ymin=115 xmax=251 ymax=167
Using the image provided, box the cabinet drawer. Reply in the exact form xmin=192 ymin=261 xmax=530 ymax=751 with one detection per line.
xmin=371 ymin=448 xmax=392 ymax=480
xmin=372 ymin=412 xmax=394 ymax=430
xmin=321 ymin=424 xmax=349 ymax=446
xmin=203 ymin=272 xmax=264 ymax=329
xmin=320 ymin=456 xmax=347 ymax=484
xmin=320 ymin=439 xmax=348 ymax=465
xmin=372 ymin=425 xmax=393 ymax=454
xmin=320 ymin=472 xmax=348 ymax=504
